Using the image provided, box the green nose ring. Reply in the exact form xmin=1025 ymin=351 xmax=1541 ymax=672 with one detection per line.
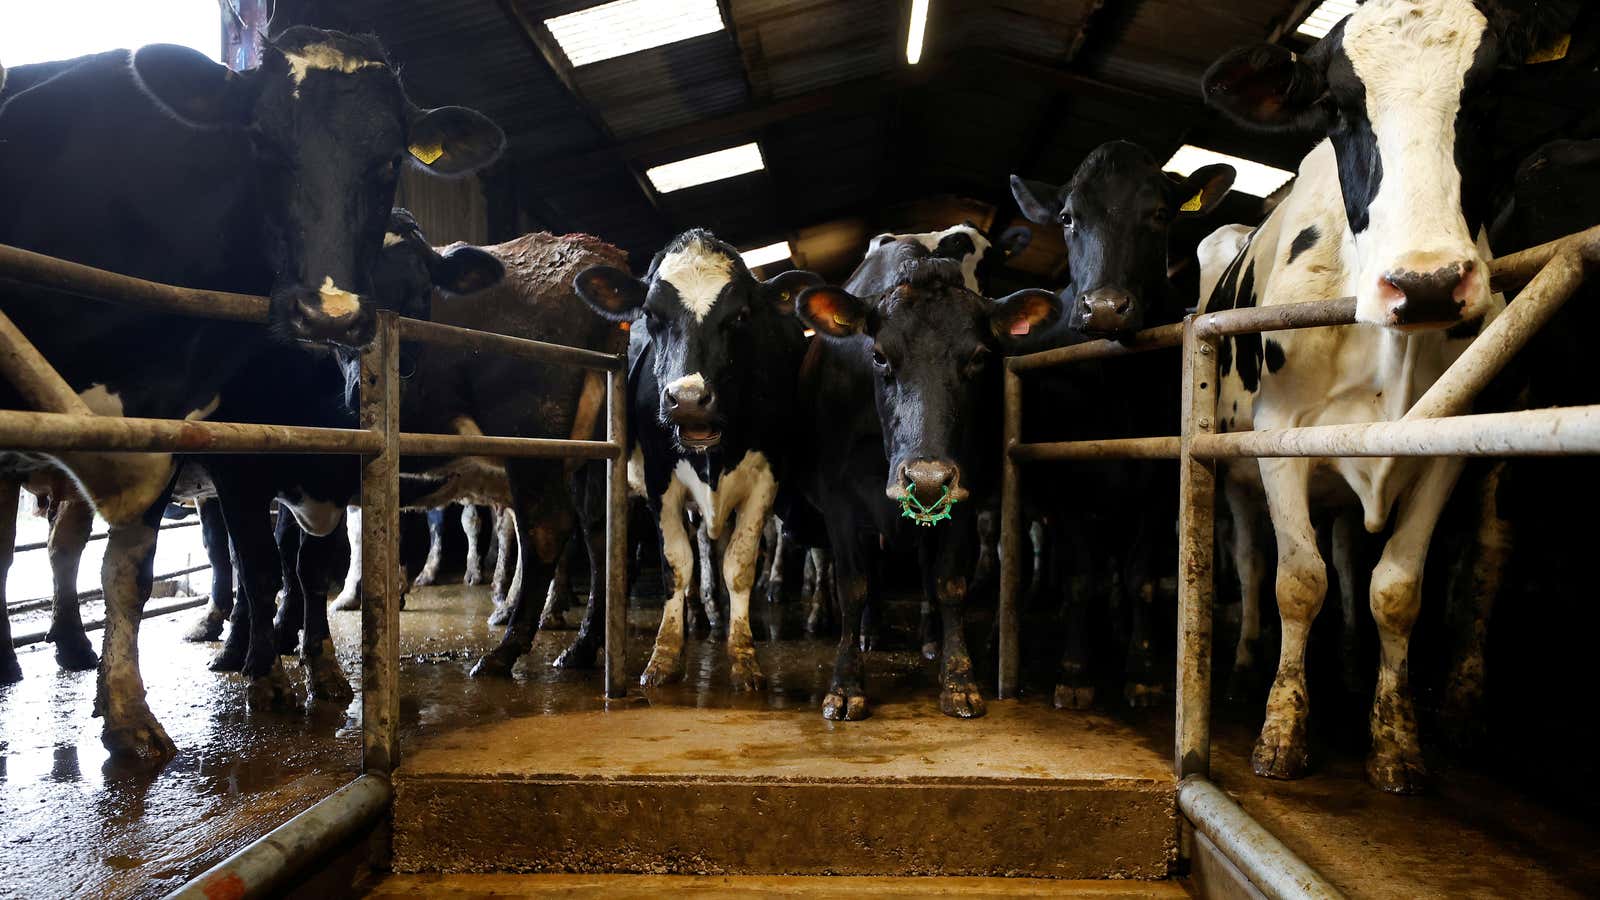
xmin=899 ymin=482 xmax=957 ymax=527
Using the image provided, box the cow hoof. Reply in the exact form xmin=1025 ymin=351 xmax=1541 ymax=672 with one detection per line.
xmin=859 ymin=631 xmax=878 ymax=654
xmin=822 ymin=687 xmax=869 ymax=720
xmin=553 ymin=638 xmax=599 ymax=670
xmin=1251 ymin=721 xmax=1311 ymax=780
xmin=639 ymin=654 xmax=685 ymax=687
xmin=470 ymin=651 xmax=515 ymax=679
xmin=412 ymin=568 xmax=438 ymax=588
xmin=940 ymin=685 xmax=986 ymax=719
xmin=209 ymin=643 xmax=247 ymax=673
xmin=1124 ymin=681 xmax=1167 ymax=708
xmin=463 ymin=569 xmax=484 ymax=587
xmin=729 ymin=655 xmax=767 ymax=693
xmin=487 ymin=604 xmax=512 ymax=627
xmin=332 ymin=592 xmax=361 ymax=611
xmin=538 ymin=611 xmax=569 ymax=631
xmin=248 ymin=660 xmax=305 ymax=711
xmin=0 ymin=654 xmax=21 ymax=684
xmin=53 ymin=636 xmax=99 ymax=671
xmin=1367 ymin=745 xmax=1429 ymax=795
xmin=101 ymin=712 xmax=177 ymax=761
xmin=766 ymin=578 xmax=785 ymax=605
xmin=241 ymin=646 xmax=278 ymax=680
xmin=1053 ymin=683 xmax=1094 ymax=710
xmin=184 ymin=609 xmax=227 ymax=642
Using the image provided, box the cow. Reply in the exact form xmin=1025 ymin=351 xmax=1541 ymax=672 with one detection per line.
xmin=575 ymin=230 xmax=823 ymax=691
xmin=1009 ymin=141 xmax=1235 ymax=708
xmin=1194 ymin=0 xmax=1574 ymax=792
xmin=789 ymin=240 xmax=1060 ymax=720
xmin=0 ymin=28 xmax=503 ymax=758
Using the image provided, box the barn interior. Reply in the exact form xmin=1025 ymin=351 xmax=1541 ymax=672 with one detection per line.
xmin=4 ymin=1 xmax=1600 ymax=898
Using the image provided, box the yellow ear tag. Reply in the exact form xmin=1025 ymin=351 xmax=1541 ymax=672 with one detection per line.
xmin=409 ymin=142 xmax=445 ymax=165
xmin=1180 ymin=191 xmax=1205 ymax=213
xmin=832 ymin=313 xmax=853 ymax=327
xmin=779 ymin=290 xmax=791 ymax=302
xmin=1526 ymin=33 xmax=1570 ymax=65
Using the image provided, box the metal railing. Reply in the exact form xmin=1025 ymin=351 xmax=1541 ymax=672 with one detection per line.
xmin=0 ymin=241 xmax=630 ymax=897
xmin=997 ymin=224 xmax=1600 ymax=899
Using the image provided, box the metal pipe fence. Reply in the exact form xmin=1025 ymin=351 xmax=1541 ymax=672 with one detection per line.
xmin=997 ymin=224 xmax=1600 ymax=899
xmin=0 ymin=242 xmax=630 ymax=890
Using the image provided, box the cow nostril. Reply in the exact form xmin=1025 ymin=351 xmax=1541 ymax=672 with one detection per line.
xmin=1114 ymin=297 xmax=1133 ymax=315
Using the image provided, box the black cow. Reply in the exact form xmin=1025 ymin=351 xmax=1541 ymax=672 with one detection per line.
xmin=576 ymin=230 xmax=822 ymax=691
xmin=0 ymin=29 xmax=502 ymax=759
xmin=791 ymin=244 xmax=1059 ymax=720
xmin=1008 ymin=141 xmax=1233 ymax=709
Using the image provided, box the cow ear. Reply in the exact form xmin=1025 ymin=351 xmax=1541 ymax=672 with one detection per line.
xmin=1169 ymin=164 xmax=1237 ymax=218
xmin=997 ymin=224 xmax=1033 ymax=258
xmin=989 ymin=289 xmax=1062 ymax=344
xmin=796 ymin=286 xmax=870 ymax=338
xmin=763 ymin=269 xmax=825 ymax=316
xmin=131 ymin=44 xmax=261 ymax=128
xmin=1010 ymin=175 xmax=1063 ymax=226
xmin=429 ymin=245 xmax=504 ymax=295
xmin=1203 ymin=44 xmax=1329 ymax=133
xmin=407 ymin=105 xmax=506 ymax=176
xmin=574 ymin=266 xmax=646 ymax=321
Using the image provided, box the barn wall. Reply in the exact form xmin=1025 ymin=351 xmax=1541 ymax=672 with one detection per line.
xmin=395 ymin=167 xmax=489 ymax=246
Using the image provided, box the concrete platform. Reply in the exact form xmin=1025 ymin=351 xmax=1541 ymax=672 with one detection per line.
xmin=366 ymin=873 xmax=1192 ymax=897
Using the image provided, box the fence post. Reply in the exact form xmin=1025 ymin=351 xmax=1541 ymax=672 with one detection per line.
xmin=360 ymin=310 xmax=401 ymax=775
xmin=603 ymin=362 xmax=630 ymax=699
xmin=998 ymin=361 xmax=1022 ymax=699
xmin=1176 ymin=318 xmax=1217 ymax=779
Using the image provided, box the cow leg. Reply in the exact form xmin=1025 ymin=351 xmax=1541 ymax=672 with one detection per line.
xmin=0 ymin=482 xmax=22 ymax=683
xmin=805 ymin=547 xmax=833 ymax=637
xmin=471 ymin=463 xmax=573 ymax=678
xmin=1252 ymin=458 xmax=1325 ymax=781
xmin=332 ymin=506 xmax=362 ymax=611
xmin=185 ymin=498 xmax=235 ymax=640
xmin=1224 ymin=477 xmax=1268 ymax=702
xmin=210 ymin=536 xmax=252 ymax=672
xmin=1365 ymin=458 xmax=1462 ymax=794
xmin=1441 ymin=461 xmax=1510 ymax=749
xmin=696 ymin=517 xmax=725 ymax=637
xmin=1054 ymin=520 xmax=1096 ymax=710
xmin=555 ymin=471 xmax=607 ymax=669
xmin=97 ymin=495 xmax=178 ymax=760
xmin=765 ymin=519 xmax=791 ymax=606
xmin=216 ymin=486 xmax=302 ymax=710
xmin=272 ymin=504 xmax=305 ymax=656
xmin=297 ymin=519 xmax=353 ymax=703
xmin=47 ymin=496 xmax=97 ymax=670
xmin=413 ymin=507 xmax=446 ymax=587
xmin=1026 ymin=517 xmax=1049 ymax=605
xmin=487 ymin=506 xmax=518 ymax=626
xmin=1331 ymin=511 xmax=1367 ymax=696
xmin=928 ymin=536 xmax=984 ymax=719
xmin=463 ymin=504 xmax=489 ymax=586
xmin=640 ymin=483 xmax=692 ymax=686
xmin=969 ymin=507 xmax=999 ymax=601
xmin=753 ymin=514 xmax=776 ymax=600
xmin=859 ymin=546 xmax=883 ymax=653
xmin=723 ymin=487 xmax=776 ymax=693
xmin=823 ymin=532 xmax=872 ymax=721
xmin=539 ymin=536 xmax=572 ymax=631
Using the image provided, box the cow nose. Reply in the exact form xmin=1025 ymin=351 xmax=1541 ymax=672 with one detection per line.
xmin=664 ymin=384 xmax=715 ymax=415
xmin=1078 ymin=288 xmax=1136 ymax=336
xmin=901 ymin=459 xmax=957 ymax=505
xmin=290 ymin=295 xmax=374 ymax=346
xmin=1378 ymin=259 xmax=1475 ymax=327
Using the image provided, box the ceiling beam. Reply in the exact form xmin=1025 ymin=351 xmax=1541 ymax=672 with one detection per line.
xmin=1267 ymin=0 xmax=1322 ymax=43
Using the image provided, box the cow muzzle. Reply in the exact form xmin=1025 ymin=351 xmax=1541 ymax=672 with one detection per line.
xmin=280 ymin=284 xmax=376 ymax=346
xmin=1076 ymin=287 xmax=1139 ymax=337
xmin=662 ymin=380 xmax=721 ymax=451
xmin=888 ymin=459 xmax=967 ymax=506
xmin=1371 ymin=254 xmax=1483 ymax=331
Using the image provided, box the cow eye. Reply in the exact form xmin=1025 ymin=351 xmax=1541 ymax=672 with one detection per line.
xmin=1058 ymin=210 xmax=1074 ymax=230
xmin=870 ymin=344 xmax=891 ymax=369
xmin=965 ymin=345 xmax=990 ymax=376
xmin=1152 ymin=206 xmax=1172 ymax=225
xmin=731 ymin=307 xmax=750 ymax=327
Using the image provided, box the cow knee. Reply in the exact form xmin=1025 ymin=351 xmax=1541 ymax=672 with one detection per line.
xmin=1274 ymin=562 xmax=1326 ymax=623
xmin=1369 ymin=562 xmax=1420 ymax=637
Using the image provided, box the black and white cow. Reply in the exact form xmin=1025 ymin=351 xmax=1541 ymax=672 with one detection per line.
xmin=0 ymin=29 xmax=502 ymax=758
xmin=1009 ymin=140 xmax=1235 ymax=709
xmin=577 ymin=230 xmax=822 ymax=691
xmin=791 ymin=240 xmax=1060 ymax=720
xmin=1196 ymin=0 xmax=1572 ymax=792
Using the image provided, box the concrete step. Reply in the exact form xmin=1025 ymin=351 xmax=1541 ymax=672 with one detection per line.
xmin=366 ymin=873 xmax=1192 ymax=897
xmin=392 ymin=697 xmax=1176 ymax=879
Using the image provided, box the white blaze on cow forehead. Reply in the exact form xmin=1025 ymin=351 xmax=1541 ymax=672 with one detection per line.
xmin=284 ymin=43 xmax=387 ymax=97
xmin=318 ymin=277 xmax=362 ymax=320
xmin=656 ymin=242 xmax=734 ymax=322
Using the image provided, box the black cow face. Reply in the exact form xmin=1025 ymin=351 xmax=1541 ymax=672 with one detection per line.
xmin=129 ymin=27 xmax=503 ymax=346
xmin=370 ymin=209 xmax=505 ymax=322
xmin=575 ymin=229 xmax=822 ymax=453
xmin=1012 ymin=141 xmax=1233 ymax=338
xmin=1201 ymin=0 xmax=1516 ymax=328
xmin=797 ymin=258 xmax=1059 ymax=508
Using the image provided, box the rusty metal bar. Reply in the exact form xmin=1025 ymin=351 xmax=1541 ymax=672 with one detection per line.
xmin=0 ymin=409 xmax=382 ymax=454
xmin=1175 ymin=321 xmax=1218 ymax=779
xmin=0 ymin=310 xmax=94 ymax=415
xmin=164 ymin=773 xmax=390 ymax=900
xmin=1010 ymin=435 xmax=1180 ymax=462
xmin=1406 ymin=249 xmax=1585 ymax=421
xmin=1179 ymin=776 xmax=1345 ymax=899
xmin=0 ymin=243 xmax=269 ymax=324
xmin=1194 ymin=296 xmax=1358 ymax=339
xmin=603 ymin=364 xmax=629 ymax=698
xmin=360 ymin=312 xmax=401 ymax=776
xmin=1489 ymin=222 xmax=1600 ymax=293
xmin=1007 ymin=321 xmax=1184 ymax=372
xmin=396 ymin=316 xmax=622 ymax=371
xmin=1192 ymin=405 xmax=1600 ymax=459
xmin=997 ymin=363 xmax=1023 ymax=699
xmin=398 ymin=432 xmax=619 ymax=460
xmin=12 ymin=590 xmax=209 ymax=647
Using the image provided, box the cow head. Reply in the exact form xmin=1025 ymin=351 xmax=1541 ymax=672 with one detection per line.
xmin=1201 ymin=0 xmax=1532 ymax=330
xmin=575 ymin=229 xmax=822 ymax=453
xmin=797 ymin=252 xmax=1059 ymax=511
xmin=1012 ymin=141 xmax=1234 ymax=338
xmin=370 ymin=209 xmax=505 ymax=321
xmin=129 ymin=27 xmax=504 ymax=346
